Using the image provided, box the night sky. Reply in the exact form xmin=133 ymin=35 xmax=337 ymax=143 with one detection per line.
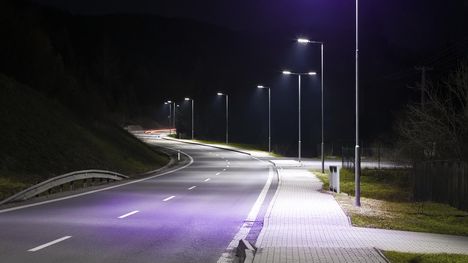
xmin=30 ymin=0 xmax=468 ymax=154
xmin=32 ymin=0 xmax=467 ymax=46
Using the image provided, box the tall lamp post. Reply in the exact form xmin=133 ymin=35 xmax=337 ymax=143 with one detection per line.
xmin=184 ymin=97 xmax=195 ymax=140
xmin=174 ymin=104 xmax=180 ymax=135
xmin=355 ymin=0 xmax=361 ymax=207
xmin=297 ymin=38 xmax=325 ymax=173
xmin=257 ymin=85 xmax=271 ymax=153
xmin=282 ymin=70 xmax=317 ymax=164
xmin=164 ymin=100 xmax=174 ymax=134
xmin=217 ymin=92 xmax=229 ymax=144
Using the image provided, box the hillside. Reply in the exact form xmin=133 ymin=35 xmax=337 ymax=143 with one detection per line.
xmin=0 ymin=75 xmax=169 ymax=200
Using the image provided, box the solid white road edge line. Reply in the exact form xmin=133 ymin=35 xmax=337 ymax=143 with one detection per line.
xmin=28 ymin=236 xmax=72 ymax=252
xmin=118 ymin=210 xmax=139 ymax=219
xmin=217 ymin=166 xmax=273 ymax=263
xmin=0 ymin=145 xmax=194 ymax=214
xmin=188 ymin=186 xmax=197 ymax=190
xmin=204 ymin=178 xmax=211 ymax=182
xmin=163 ymin=196 xmax=175 ymax=202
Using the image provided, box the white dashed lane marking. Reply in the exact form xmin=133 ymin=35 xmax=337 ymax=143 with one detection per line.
xmin=118 ymin=210 xmax=139 ymax=219
xmin=28 ymin=236 xmax=72 ymax=252
xmin=163 ymin=196 xmax=175 ymax=202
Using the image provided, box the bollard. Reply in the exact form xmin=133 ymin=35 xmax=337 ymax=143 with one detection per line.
xmin=329 ymin=166 xmax=341 ymax=193
xmin=178 ymin=151 xmax=181 ymax=161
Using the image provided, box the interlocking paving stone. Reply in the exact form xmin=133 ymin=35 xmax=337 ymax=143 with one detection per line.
xmin=253 ymin=167 xmax=468 ymax=263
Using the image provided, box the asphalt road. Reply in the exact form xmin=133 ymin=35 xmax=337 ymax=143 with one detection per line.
xmin=0 ymin=140 xmax=272 ymax=263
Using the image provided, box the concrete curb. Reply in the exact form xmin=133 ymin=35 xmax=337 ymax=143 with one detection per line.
xmin=164 ymin=137 xmax=253 ymax=156
xmin=311 ymin=171 xmax=354 ymax=227
xmin=236 ymin=239 xmax=256 ymax=263
xmin=374 ymin=247 xmax=391 ymax=263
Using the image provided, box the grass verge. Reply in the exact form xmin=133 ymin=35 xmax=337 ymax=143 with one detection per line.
xmin=383 ymin=251 xmax=468 ymax=263
xmin=314 ymin=168 xmax=468 ymax=236
xmin=0 ymin=74 xmax=169 ymax=200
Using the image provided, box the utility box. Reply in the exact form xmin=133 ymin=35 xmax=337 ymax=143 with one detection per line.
xmin=329 ymin=166 xmax=340 ymax=193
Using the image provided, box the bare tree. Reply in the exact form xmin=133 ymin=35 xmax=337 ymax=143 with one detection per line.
xmin=398 ymin=64 xmax=468 ymax=160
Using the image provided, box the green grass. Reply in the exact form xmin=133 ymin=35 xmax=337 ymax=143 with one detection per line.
xmin=350 ymin=200 xmax=468 ymax=235
xmin=314 ymin=168 xmax=468 ymax=236
xmin=319 ymin=168 xmax=412 ymax=202
xmin=383 ymin=251 xmax=468 ymax=263
xmin=0 ymin=74 xmax=169 ymax=200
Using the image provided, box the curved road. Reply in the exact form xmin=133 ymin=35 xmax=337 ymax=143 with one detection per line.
xmin=0 ymin=140 xmax=273 ymax=263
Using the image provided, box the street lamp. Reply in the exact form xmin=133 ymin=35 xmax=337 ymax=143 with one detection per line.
xmin=297 ymin=37 xmax=326 ymax=174
xmin=282 ymin=70 xmax=317 ymax=163
xmin=184 ymin=97 xmax=195 ymax=140
xmin=165 ymin=100 xmax=174 ymax=134
xmin=257 ymin=85 xmax=271 ymax=153
xmin=175 ymin=104 xmax=180 ymax=135
xmin=355 ymin=0 xmax=361 ymax=207
xmin=217 ymin=92 xmax=229 ymax=144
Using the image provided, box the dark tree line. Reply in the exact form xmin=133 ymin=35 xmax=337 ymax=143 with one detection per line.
xmin=397 ymin=64 xmax=468 ymax=162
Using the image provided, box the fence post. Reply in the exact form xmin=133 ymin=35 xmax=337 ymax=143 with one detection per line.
xmin=456 ymin=162 xmax=460 ymax=208
xmin=413 ymin=162 xmax=418 ymax=201
xmin=378 ymin=145 xmax=381 ymax=170
xmin=341 ymin=147 xmax=344 ymax=168
xmin=414 ymin=160 xmax=468 ymax=212
xmin=463 ymin=163 xmax=468 ymax=210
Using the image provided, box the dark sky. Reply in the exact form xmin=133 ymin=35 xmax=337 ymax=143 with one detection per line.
xmin=33 ymin=0 xmax=468 ymax=49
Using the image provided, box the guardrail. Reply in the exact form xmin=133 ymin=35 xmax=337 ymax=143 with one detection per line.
xmin=0 ymin=170 xmax=129 ymax=205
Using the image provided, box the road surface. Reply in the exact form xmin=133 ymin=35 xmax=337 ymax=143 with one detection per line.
xmin=0 ymin=139 xmax=273 ymax=263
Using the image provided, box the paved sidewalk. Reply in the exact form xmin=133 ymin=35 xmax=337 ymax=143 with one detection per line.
xmin=253 ymin=166 xmax=468 ymax=263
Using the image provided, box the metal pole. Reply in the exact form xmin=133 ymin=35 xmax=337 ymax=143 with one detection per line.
xmin=355 ymin=0 xmax=361 ymax=207
xmin=191 ymin=100 xmax=194 ymax=140
xmin=226 ymin=95 xmax=229 ymax=144
xmin=173 ymin=103 xmax=176 ymax=134
xmin=321 ymin=43 xmax=325 ymax=173
xmin=268 ymin=88 xmax=271 ymax=153
xmin=169 ymin=104 xmax=172 ymax=134
xmin=298 ymin=74 xmax=302 ymax=163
